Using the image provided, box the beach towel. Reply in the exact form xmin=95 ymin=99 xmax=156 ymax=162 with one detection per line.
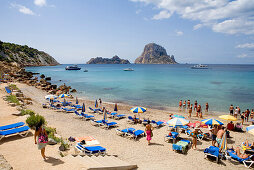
xmin=172 ymin=140 xmax=189 ymax=153
xmin=204 ymin=146 xmax=219 ymax=157
xmin=75 ymin=136 xmax=95 ymax=142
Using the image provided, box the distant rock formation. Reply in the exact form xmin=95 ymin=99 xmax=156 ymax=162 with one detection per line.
xmin=135 ymin=43 xmax=177 ymax=64
xmin=0 ymin=40 xmax=59 ymax=66
xmin=87 ymin=55 xmax=130 ymax=64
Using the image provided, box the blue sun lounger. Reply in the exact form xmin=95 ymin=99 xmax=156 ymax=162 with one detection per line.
xmin=204 ymin=146 xmax=222 ymax=163
xmin=114 ymin=114 xmax=126 ymax=120
xmin=0 ymin=126 xmax=30 ymax=141
xmin=76 ymin=143 xmax=106 ymax=156
xmin=227 ymin=149 xmax=254 ymax=168
xmin=151 ymin=120 xmax=164 ymax=128
xmin=164 ymin=132 xmax=179 ymax=143
xmin=0 ymin=122 xmax=25 ymax=131
xmin=89 ymin=107 xmax=102 ymax=113
xmin=103 ymin=122 xmax=118 ymax=129
xmin=80 ymin=112 xmax=94 ymax=120
xmin=5 ymin=87 xmax=12 ymax=94
xmin=128 ymin=130 xmax=145 ymax=140
xmin=116 ymin=128 xmax=135 ymax=136
xmin=75 ymin=111 xmax=83 ymax=118
xmin=172 ymin=139 xmax=191 ymax=154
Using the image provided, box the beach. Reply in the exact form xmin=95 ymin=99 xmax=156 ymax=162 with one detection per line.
xmin=1 ymin=82 xmax=254 ymax=170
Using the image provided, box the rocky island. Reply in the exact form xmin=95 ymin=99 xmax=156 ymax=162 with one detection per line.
xmin=135 ymin=43 xmax=177 ymax=64
xmin=0 ymin=40 xmax=59 ymax=66
xmin=87 ymin=55 xmax=130 ymax=64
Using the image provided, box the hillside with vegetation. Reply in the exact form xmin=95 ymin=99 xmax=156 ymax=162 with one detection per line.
xmin=0 ymin=41 xmax=59 ymax=66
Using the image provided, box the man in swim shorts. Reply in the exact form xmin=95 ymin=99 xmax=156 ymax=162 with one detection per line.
xmin=216 ymin=127 xmax=225 ymax=146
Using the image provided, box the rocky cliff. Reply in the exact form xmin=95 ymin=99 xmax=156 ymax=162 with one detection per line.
xmin=135 ymin=43 xmax=177 ymax=64
xmin=87 ymin=55 xmax=130 ymax=64
xmin=0 ymin=41 xmax=59 ymax=66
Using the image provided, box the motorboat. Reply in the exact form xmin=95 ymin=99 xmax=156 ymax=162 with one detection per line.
xmin=191 ymin=64 xmax=208 ymax=69
xmin=123 ymin=68 xmax=134 ymax=71
xmin=83 ymin=69 xmax=88 ymax=72
xmin=65 ymin=65 xmax=81 ymax=70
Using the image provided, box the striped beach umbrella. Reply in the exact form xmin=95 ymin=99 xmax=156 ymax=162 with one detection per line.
xmin=114 ymin=103 xmax=118 ymax=112
xmin=95 ymin=100 xmax=98 ymax=108
xmin=76 ymin=97 xmax=79 ymax=105
xmin=201 ymin=118 xmax=224 ymax=125
xmin=219 ymin=115 xmax=237 ymax=121
xmin=167 ymin=118 xmax=190 ymax=127
xmin=246 ymin=125 xmax=254 ymax=135
xmin=58 ymin=94 xmax=70 ymax=98
xmin=82 ymin=103 xmax=85 ymax=112
xmin=130 ymin=107 xmax=147 ymax=113
xmin=173 ymin=114 xmax=185 ymax=118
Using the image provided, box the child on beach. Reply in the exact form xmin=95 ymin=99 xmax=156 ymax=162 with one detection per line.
xmin=191 ymin=129 xmax=198 ymax=150
xmin=145 ymin=120 xmax=154 ymax=145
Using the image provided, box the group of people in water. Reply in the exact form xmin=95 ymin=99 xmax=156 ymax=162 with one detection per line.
xmin=229 ymin=104 xmax=254 ymax=125
xmin=179 ymin=100 xmax=209 ymax=118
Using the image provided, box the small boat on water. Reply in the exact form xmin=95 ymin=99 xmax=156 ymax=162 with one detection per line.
xmin=123 ymin=68 xmax=134 ymax=71
xmin=83 ymin=69 xmax=88 ymax=72
xmin=65 ymin=65 xmax=81 ymax=70
xmin=191 ymin=64 xmax=208 ymax=69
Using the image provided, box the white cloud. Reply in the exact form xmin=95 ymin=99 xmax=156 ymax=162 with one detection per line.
xmin=130 ymin=0 xmax=254 ymax=35
xmin=237 ymin=54 xmax=254 ymax=58
xmin=152 ymin=10 xmax=172 ymax=20
xmin=236 ymin=43 xmax=254 ymax=49
xmin=176 ymin=30 xmax=183 ymax=36
xmin=193 ymin=24 xmax=203 ymax=30
xmin=11 ymin=3 xmax=35 ymax=15
xmin=34 ymin=0 xmax=47 ymax=7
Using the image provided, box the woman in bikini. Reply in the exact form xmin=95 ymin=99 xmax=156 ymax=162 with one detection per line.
xmin=188 ymin=104 xmax=193 ymax=118
xmin=197 ymin=104 xmax=201 ymax=117
xmin=194 ymin=101 xmax=198 ymax=111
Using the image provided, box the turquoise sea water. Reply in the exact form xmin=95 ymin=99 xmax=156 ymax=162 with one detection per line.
xmin=25 ymin=64 xmax=254 ymax=114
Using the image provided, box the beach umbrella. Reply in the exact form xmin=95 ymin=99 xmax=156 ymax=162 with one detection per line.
xmin=114 ymin=103 xmax=118 ymax=112
xmin=76 ymin=97 xmax=79 ymax=105
xmin=201 ymin=118 xmax=224 ymax=125
xmin=58 ymin=94 xmax=70 ymax=98
xmin=95 ymin=100 xmax=98 ymax=108
xmin=82 ymin=103 xmax=85 ymax=112
xmin=219 ymin=132 xmax=228 ymax=153
xmin=173 ymin=114 xmax=185 ymax=118
xmin=219 ymin=115 xmax=237 ymax=121
xmin=246 ymin=125 xmax=254 ymax=135
xmin=44 ymin=95 xmax=57 ymax=100
xmin=167 ymin=118 xmax=190 ymax=127
xmin=130 ymin=107 xmax=147 ymax=113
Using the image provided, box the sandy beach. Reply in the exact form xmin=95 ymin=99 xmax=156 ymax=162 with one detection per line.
xmin=1 ymin=82 xmax=254 ymax=170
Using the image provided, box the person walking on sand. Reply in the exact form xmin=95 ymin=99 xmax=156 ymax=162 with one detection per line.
xmin=229 ymin=104 xmax=234 ymax=116
xmin=145 ymin=120 xmax=154 ymax=145
xmin=34 ymin=122 xmax=48 ymax=160
xmin=211 ymin=125 xmax=218 ymax=146
xmin=187 ymin=100 xmax=190 ymax=109
xmin=179 ymin=100 xmax=182 ymax=110
xmin=205 ymin=103 xmax=209 ymax=112
xmin=183 ymin=100 xmax=186 ymax=110
xmin=188 ymin=104 xmax=193 ymax=118
xmin=216 ymin=127 xmax=225 ymax=146
xmin=194 ymin=100 xmax=198 ymax=111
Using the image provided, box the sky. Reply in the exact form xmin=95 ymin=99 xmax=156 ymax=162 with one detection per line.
xmin=0 ymin=0 xmax=254 ymax=64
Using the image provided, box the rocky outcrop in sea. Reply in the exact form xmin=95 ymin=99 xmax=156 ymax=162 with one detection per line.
xmin=87 ymin=55 xmax=130 ymax=64
xmin=135 ymin=43 xmax=177 ymax=64
xmin=0 ymin=40 xmax=59 ymax=66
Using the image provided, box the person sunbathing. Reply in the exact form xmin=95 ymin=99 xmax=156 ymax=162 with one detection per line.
xmin=233 ymin=147 xmax=250 ymax=159
xmin=243 ymin=140 xmax=254 ymax=149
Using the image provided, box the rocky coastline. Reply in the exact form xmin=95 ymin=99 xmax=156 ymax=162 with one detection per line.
xmin=87 ymin=55 xmax=130 ymax=64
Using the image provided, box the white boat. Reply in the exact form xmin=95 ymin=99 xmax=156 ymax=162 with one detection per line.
xmin=65 ymin=65 xmax=81 ymax=70
xmin=123 ymin=68 xmax=134 ymax=71
xmin=191 ymin=64 xmax=208 ymax=69
xmin=83 ymin=69 xmax=88 ymax=72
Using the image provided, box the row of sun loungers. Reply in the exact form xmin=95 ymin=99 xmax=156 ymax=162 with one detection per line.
xmin=0 ymin=122 xmax=30 ymax=141
xmin=75 ymin=142 xmax=106 ymax=156
xmin=115 ymin=128 xmax=145 ymax=140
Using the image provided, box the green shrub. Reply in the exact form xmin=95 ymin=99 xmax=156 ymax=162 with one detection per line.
xmin=26 ymin=114 xmax=46 ymax=128
xmin=45 ymin=126 xmax=56 ymax=136
xmin=21 ymin=109 xmax=35 ymax=116
xmin=8 ymin=84 xmax=19 ymax=90
xmin=60 ymin=139 xmax=69 ymax=150
xmin=6 ymin=95 xmax=20 ymax=105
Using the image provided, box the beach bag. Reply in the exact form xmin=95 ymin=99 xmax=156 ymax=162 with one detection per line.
xmin=38 ymin=131 xmax=48 ymax=143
